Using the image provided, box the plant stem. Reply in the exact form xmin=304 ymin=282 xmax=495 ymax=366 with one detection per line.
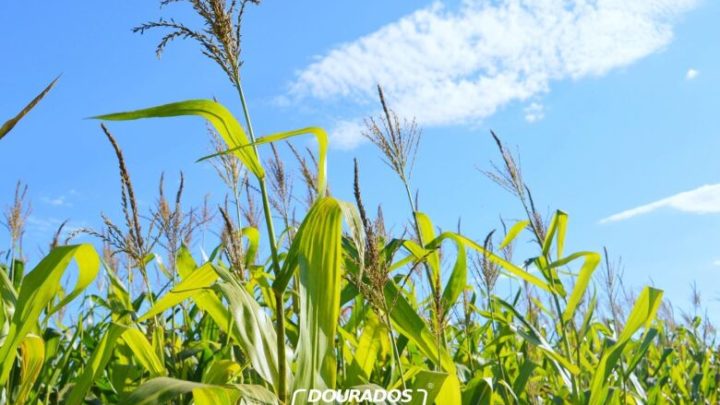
xmin=233 ymin=76 xmax=287 ymax=402
xmin=401 ymin=178 xmax=444 ymax=371
xmin=519 ymin=195 xmax=580 ymax=399
xmin=382 ymin=300 xmax=406 ymax=389
xmin=274 ymin=290 xmax=287 ymax=399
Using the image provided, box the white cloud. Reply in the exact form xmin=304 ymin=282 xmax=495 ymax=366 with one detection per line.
xmin=41 ymin=196 xmax=70 ymax=207
xmin=600 ymin=184 xmax=720 ymax=224
xmin=686 ymin=68 xmax=699 ymax=80
xmin=27 ymin=216 xmax=65 ymax=233
xmin=330 ymin=120 xmax=367 ymax=150
xmin=524 ymin=102 xmax=545 ymax=123
xmin=289 ymin=0 xmax=698 ymax=147
xmin=26 ymin=216 xmax=86 ymax=238
xmin=713 ymin=259 xmax=720 ymax=267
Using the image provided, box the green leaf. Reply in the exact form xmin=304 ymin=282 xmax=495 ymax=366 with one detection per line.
xmin=139 ymin=257 xmax=288 ymax=392
xmin=65 ymin=323 xmax=167 ymax=405
xmin=15 ymin=334 xmax=44 ymax=405
xmin=106 ymin=261 xmax=133 ymax=315
xmin=202 ymin=360 xmax=242 ymax=385
xmin=499 ymin=220 xmax=530 ymax=250
xmin=120 ymin=327 xmax=167 ymax=377
xmin=118 ymin=377 xmax=277 ymax=405
xmin=1 ymin=76 xmax=59 ymax=141
xmin=554 ymin=251 xmax=601 ymax=322
xmin=512 ymin=358 xmax=538 ymax=395
xmin=437 ymin=235 xmax=467 ymax=315
xmin=624 ymin=328 xmax=659 ymax=380
xmin=408 ymin=370 xmax=448 ymax=405
xmin=138 ymin=262 xmax=218 ymax=322
xmin=93 ymin=99 xmax=264 ymax=178
xmin=405 ymin=231 xmax=469 ymax=315
xmin=215 ymin=265 xmax=289 ymax=393
xmin=65 ymin=323 xmax=127 ymax=405
xmin=241 ymin=226 xmax=260 ymax=269
xmin=463 ymin=375 xmax=494 ymax=405
xmin=199 ymin=126 xmax=329 ymax=198
xmin=422 ymin=233 xmax=467 ymax=315
xmin=347 ymin=313 xmax=387 ymax=385
xmin=452 ymin=233 xmax=555 ymax=293
xmin=494 ymin=297 xmax=579 ymax=381
xmin=175 ymin=244 xmax=198 ymax=278
xmin=542 ymin=210 xmax=568 ymax=259
xmin=0 ymin=244 xmax=99 ymax=385
xmin=376 ymin=277 xmax=462 ymax=402
xmin=588 ymin=287 xmax=663 ymax=405
xmin=414 ymin=212 xmax=441 ymax=278
xmin=284 ymin=197 xmax=346 ymax=391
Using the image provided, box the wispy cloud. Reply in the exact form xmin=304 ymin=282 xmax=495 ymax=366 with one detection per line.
xmin=40 ymin=189 xmax=77 ymax=207
xmin=289 ymin=0 xmax=698 ymax=147
xmin=41 ymin=196 xmax=70 ymax=207
xmin=26 ymin=216 xmax=87 ymax=241
xmin=330 ymin=120 xmax=367 ymax=150
xmin=600 ymin=184 xmax=720 ymax=224
xmin=686 ymin=68 xmax=699 ymax=80
xmin=27 ymin=216 xmax=66 ymax=233
xmin=524 ymin=102 xmax=545 ymax=123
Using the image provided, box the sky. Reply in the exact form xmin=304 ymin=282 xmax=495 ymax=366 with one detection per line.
xmin=2 ymin=0 xmax=720 ymax=319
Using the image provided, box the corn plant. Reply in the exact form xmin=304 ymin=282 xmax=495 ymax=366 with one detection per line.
xmin=1 ymin=1 xmax=719 ymax=404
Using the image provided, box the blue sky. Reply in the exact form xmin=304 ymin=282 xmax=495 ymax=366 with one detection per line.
xmin=2 ymin=0 xmax=720 ymax=317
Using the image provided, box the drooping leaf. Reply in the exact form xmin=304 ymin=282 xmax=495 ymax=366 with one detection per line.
xmin=451 ymin=233 xmax=555 ymax=293
xmin=93 ymin=99 xmax=264 ymax=177
xmin=199 ymin=126 xmax=329 ymax=198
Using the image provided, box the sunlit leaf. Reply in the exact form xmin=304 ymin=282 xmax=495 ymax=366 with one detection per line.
xmin=93 ymin=99 xmax=264 ymax=177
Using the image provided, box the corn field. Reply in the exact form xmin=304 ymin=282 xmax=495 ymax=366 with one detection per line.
xmin=1 ymin=1 xmax=718 ymax=404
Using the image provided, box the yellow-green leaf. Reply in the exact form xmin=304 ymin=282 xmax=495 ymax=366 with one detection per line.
xmin=118 ymin=377 xmax=277 ymax=405
xmin=0 ymin=244 xmax=99 ymax=385
xmin=557 ymin=252 xmax=601 ymax=322
xmin=138 ymin=262 xmax=218 ymax=322
xmin=16 ymin=334 xmax=44 ymax=405
xmin=199 ymin=126 xmax=329 ymax=198
xmin=499 ymin=220 xmax=530 ymax=250
xmin=93 ymin=99 xmax=264 ymax=178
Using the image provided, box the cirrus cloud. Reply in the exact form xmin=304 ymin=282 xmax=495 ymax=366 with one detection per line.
xmin=600 ymin=184 xmax=720 ymax=224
